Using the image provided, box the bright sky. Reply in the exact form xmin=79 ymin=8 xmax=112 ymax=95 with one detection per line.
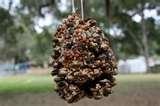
xmin=0 ymin=0 xmax=19 ymax=9
xmin=132 ymin=9 xmax=160 ymax=23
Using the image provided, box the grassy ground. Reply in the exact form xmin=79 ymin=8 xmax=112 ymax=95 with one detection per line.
xmin=0 ymin=74 xmax=160 ymax=106
xmin=115 ymin=74 xmax=160 ymax=93
xmin=0 ymin=75 xmax=54 ymax=93
xmin=0 ymin=74 xmax=160 ymax=93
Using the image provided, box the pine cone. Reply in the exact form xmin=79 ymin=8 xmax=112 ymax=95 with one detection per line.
xmin=50 ymin=13 xmax=117 ymax=103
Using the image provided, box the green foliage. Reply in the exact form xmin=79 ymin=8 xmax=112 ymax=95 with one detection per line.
xmin=0 ymin=8 xmax=13 ymax=36
xmin=110 ymin=0 xmax=160 ymax=58
xmin=1 ymin=0 xmax=160 ymax=64
xmin=30 ymin=28 xmax=53 ymax=65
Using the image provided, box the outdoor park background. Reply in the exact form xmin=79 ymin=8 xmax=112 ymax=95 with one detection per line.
xmin=0 ymin=0 xmax=160 ymax=106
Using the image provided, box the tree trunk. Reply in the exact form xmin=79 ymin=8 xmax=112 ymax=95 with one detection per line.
xmin=140 ymin=6 xmax=150 ymax=72
xmin=105 ymin=0 xmax=111 ymax=27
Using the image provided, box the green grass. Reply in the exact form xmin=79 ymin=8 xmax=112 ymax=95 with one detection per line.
xmin=115 ymin=74 xmax=160 ymax=93
xmin=0 ymin=75 xmax=54 ymax=93
xmin=0 ymin=74 xmax=160 ymax=93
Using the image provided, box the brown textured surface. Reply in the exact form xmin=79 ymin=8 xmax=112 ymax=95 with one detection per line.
xmin=50 ymin=13 xmax=117 ymax=103
xmin=1 ymin=90 xmax=160 ymax=106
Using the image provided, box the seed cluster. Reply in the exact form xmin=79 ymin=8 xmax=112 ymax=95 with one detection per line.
xmin=50 ymin=13 xmax=117 ymax=103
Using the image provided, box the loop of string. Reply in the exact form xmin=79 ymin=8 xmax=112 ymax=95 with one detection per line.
xmin=71 ymin=0 xmax=84 ymax=20
xmin=72 ymin=0 xmax=75 ymax=13
xmin=81 ymin=0 xmax=84 ymax=20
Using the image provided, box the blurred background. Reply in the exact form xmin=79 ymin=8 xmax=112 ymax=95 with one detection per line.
xmin=0 ymin=0 xmax=160 ymax=106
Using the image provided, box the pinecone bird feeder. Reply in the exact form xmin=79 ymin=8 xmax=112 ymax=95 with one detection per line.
xmin=50 ymin=0 xmax=117 ymax=103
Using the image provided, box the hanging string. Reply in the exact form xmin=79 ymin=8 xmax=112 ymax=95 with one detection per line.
xmin=81 ymin=0 xmax=84 ymax=20
xmin=72 ymin=0 xmax=75 ymax=13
